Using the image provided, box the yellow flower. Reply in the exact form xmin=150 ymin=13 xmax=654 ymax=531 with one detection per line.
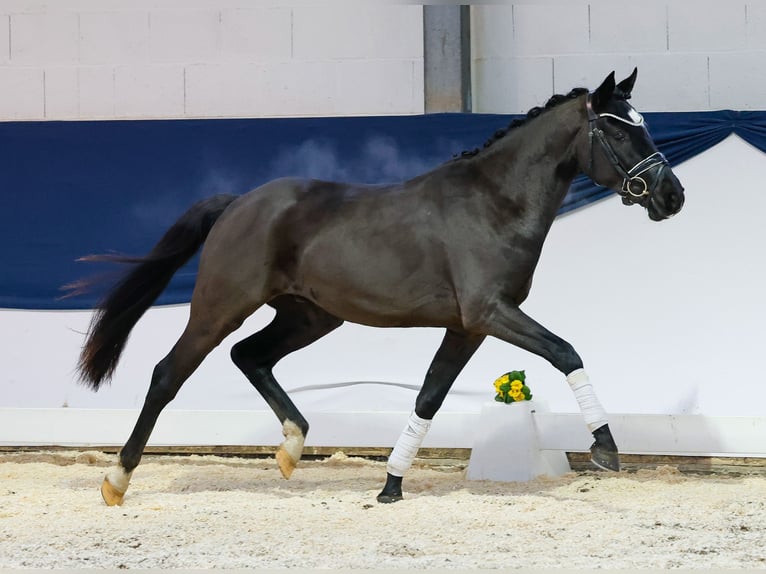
xmin=493 ymin=371 xmax=531 ymax=403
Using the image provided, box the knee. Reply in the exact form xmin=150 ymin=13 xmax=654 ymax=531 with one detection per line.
xmin=553 ymin=342 xmax=583 ymax=375
xmin=414 ymin=390 xmax=442 ymax=420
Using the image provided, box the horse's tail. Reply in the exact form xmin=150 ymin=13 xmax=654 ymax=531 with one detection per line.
xmin=68 ymin=193 xmax=239 ymax=390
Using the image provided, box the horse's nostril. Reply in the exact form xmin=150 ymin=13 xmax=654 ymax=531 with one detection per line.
xmin=671 ymin=190 xmax=685 ymax=212
xmin=660 ymin=185 xmax=684 ymax=214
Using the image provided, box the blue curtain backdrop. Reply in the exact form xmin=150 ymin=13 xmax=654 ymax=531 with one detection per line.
xmin=2 ymin=110 xmax=765 ymax=310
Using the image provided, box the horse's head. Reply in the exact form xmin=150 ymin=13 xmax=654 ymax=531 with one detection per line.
xmin=581 ymin=68 xmax=685 ymax=221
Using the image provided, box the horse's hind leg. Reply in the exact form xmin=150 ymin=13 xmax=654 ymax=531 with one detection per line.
xmin=378 ymin=329 xmax=485 ymax=503
xmin=230 ymin=295 xmax=343 ymax=479
xmin=101 ymin=309 xmax=245 ymax=506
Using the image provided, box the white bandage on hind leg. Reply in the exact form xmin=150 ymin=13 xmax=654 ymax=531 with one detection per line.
xmin=387 ymin=411 xmax=432 ymax=477
xmin=567 ymin=368 xmax=608 ymax=432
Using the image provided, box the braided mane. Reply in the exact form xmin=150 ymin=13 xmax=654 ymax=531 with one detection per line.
xmin=458 ymin=87 xmax=589 ymax=159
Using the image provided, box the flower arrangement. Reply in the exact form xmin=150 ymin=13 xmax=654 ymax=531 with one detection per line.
xmin=493 ymin=370 xmax=532 ymax=403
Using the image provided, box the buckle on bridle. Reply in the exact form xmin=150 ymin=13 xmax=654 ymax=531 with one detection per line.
xmin=621 ymin=152 xmax=668 ymax=202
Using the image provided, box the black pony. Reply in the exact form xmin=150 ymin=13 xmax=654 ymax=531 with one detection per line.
xmin=69 ymin=69 xmax=684 ymax=505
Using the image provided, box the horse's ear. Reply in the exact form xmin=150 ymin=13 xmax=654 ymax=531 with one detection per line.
xmin=615 ymin=67 xmax=638 ymax=100
xmin=591 ymin=71 xmax=616 ymax=109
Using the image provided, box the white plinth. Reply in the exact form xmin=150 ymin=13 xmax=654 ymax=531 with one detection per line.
xmin=466 ymin=400 xmax=571 ymax=482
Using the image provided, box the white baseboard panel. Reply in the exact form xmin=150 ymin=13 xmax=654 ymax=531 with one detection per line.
xmin=1 ymin=408 xmax=765 ymax=457
xmin=0 ymin=408 xmax=477 ymax=449
xmin=533 ymin=412 xmax=766 ymax=457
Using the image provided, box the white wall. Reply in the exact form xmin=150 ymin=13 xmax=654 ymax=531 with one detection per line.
xmin=3 ymin=2 xmax=766 ymax=448
xmin=2 ymin=135 xmax=764 ymax=421
xmin=4 ymin=1 xmax=765 ymax=120
xmin=472 ymin=1 xmax=766 ymax=113
xmin=0 ymin=1 xmax=424 ymax=120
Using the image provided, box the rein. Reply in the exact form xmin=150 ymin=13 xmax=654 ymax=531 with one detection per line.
xmin=586 ymin=96 xmax=668 ymax=205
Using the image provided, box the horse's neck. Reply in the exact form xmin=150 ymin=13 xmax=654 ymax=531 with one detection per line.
xmin=481 ymin=98 xmax=586 ymax=211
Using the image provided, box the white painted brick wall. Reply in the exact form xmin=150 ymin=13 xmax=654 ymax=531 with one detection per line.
xmin=470 ymin=5 xmax=513 ymax=61
xmin=185 ymin=61 xmax=338 ymax=118
xmin=589 ymin=3 xmax=668 ymax=54
xmin=114 ymin=65 xmax=185 ymax=118
xmin=0 ymin=67 xmax=42 ymax=118
xmin=79 ymin=12 xmax=150 ymax=65
xmin=219 ymin=8 xmax=292 ymax=61
xmin=473 ymin=1 xmax=766 ymax=114
xmin=667 ymin=2 xmax=746 ymax=53
xmin=626 ymin=54 xmax=711 ymax=112
xmin=334 ymin=59 xmax=423 ymax=116
xmin=0 ymin=2 xmax=424 ymax=121
xmin=78 ymin=66 xmax=115 ymax=118
xmin=44 ymin=67 xmax=79 ymax=119
xmin=512 ymin=4 xmax=590 ymax=57
xmin=746 ymin=3 xmax=766 ymax=50
xmin=10 ymin=13 xmax=79 ymax=65
xmin=3 ymin=1 xmax=765 ymax=120
xmin=292 ymin=6 xmax=423 ymax=60
xmin=0 ymin=15 xmax=9 ymax=64
xmin=148 ymin=10 xmax=220 ymax=64
xmin=473 ymin=57 xmax=553 ymax=113
xmin=710 ymin=52 xmax=766 ymax=110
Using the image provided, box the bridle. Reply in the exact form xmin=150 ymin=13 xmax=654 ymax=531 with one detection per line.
xmin=586 ymin=95 xmax=669 ymax=206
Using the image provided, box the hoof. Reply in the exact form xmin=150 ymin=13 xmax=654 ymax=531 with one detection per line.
xmin=100 ymin=477 xmax=126 ymax=506
xmin=590 ymin=443 xmax=620 ymax=472
xmin=377 ymin=472 xmax=403 ymax=503
xmin=275 ymin=419 xmax=305 ymax=479
xmin=590 ymin=424 xmax=620 ymax=472
xmin=376 ymin=492 xmax=403 ymax=504
xmin=275 ymin=448 xmax=296 ymax=479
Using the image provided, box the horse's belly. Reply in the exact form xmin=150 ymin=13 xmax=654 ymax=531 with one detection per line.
xmin=301 ymin=282 xmax=460 ymax=328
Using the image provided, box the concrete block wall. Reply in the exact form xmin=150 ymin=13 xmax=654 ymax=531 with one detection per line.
xmin=4 ymin=1 xmax=764 ymax=121
xmin=0 ymin=1 xmax=424 ymax=120
xmin=472 ymin=1 xmax=766 ymax=113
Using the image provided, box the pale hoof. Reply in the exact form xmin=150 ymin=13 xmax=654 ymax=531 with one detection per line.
xmin=275 ymin=419 xmax=305 ymax=479
xmin=275 ymin=447 xmax=297 ymax=479
xmin=101 ymin=477 xmax=126 ymax=506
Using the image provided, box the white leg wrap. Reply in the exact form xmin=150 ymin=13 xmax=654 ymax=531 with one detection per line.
xmin=386 ymin=411 xmax=431 ymax=477
xmin=567 ymin=368 xmax=608 ymax=432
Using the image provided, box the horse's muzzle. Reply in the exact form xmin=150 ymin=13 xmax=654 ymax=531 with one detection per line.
xmin=647 ymin=172 xmax=685 ymax=221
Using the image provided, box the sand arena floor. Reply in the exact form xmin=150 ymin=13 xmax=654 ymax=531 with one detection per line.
xmin=0 ymin=450 xmax=765 ymax=569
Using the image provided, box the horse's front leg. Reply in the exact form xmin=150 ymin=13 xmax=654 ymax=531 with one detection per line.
xmin=378 ymin=330 xmax=485 ymax=503
xmin=477 ymin=304 xmax=620 ymax=472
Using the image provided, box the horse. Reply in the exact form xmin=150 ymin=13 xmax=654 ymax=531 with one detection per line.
xmin=68 ymin=68 xmax=685 ymax=506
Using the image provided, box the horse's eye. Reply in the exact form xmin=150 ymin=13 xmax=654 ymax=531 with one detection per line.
xmin=613 ymin=131 xmax=626 ymax=141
